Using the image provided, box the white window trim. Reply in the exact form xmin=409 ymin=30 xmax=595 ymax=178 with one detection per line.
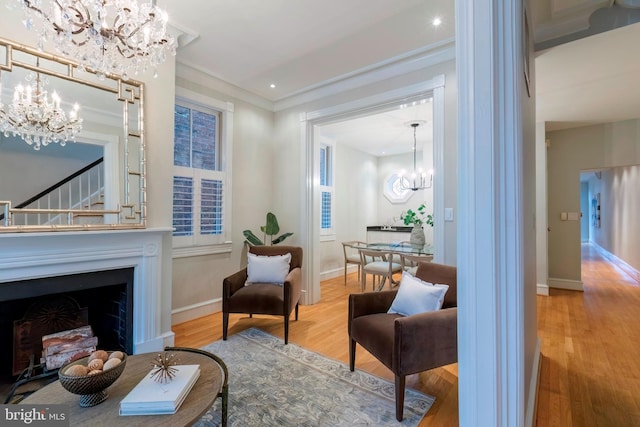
xmin=319 ymin=140 xmax=335 ymax=239
xmin=172 ymin=88 xmax=234 ymax=258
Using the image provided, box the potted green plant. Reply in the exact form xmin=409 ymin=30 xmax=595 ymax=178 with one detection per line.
xmin=400 ymin=204 xmax=433 ymax=246
xmin=243 ymin=212 xmax=293 ymax=246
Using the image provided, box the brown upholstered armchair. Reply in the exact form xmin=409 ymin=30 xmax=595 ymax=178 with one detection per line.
xmin=223 ymin=245 xmax=303 ymax=344
xmin=348 ymin=261 xmax=457 ymax=421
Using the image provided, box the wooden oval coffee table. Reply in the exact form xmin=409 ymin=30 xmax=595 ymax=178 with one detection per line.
xmin=22 ymin=349 xmax=227 ymax=427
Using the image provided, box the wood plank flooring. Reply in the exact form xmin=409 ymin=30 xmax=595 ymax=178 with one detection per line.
xmin=172 ymin=244 xmax=640 ymax=426
xmin=536 ymin=243 xmax=640 ymax=426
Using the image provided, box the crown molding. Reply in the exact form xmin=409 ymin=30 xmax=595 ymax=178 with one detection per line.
xmin=175 ymin=62 xmax=273 ymax=111
xmin=175 ymin=38 xmax=455 ymax=113
xmin=167 ymin=22 xmax=199 ymax=49
xmin=273 ymin=38 xmax=455 ymax=112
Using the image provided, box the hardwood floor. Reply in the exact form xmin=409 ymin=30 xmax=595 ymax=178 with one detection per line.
xmin=536 ymin=243 xmax=640 ymax=426
xmin=172 ymin=245 xmax=640 ymax=426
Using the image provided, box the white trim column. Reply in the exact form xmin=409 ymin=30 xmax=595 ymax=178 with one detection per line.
xmin=536 ymin=122 xmax=550 ymax=296
xmin=456 ymin=0 xmax=526 ymax=426
xmin=432 ymin=80 xmax=446 ymax=264
xmin=299 ymin=112 xmax=320 ymax=305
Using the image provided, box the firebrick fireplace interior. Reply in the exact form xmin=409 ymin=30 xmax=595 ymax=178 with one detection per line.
xmin=0 ymin=268 xmax=134 ymax=384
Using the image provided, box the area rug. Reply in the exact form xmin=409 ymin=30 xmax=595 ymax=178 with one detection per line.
xmin=194 ymin=328 xmax=434 ymax=426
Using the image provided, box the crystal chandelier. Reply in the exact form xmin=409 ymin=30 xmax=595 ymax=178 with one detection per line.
xmin=16 ymin=0 xmax=176 ymax=80
xmin=398 ymin=122 xmax=433 ymax=191
xmin=0 ymin=70 xmax=83 ymax=150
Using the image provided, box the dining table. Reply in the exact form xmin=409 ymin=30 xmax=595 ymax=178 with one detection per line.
xmin=354 ymin=241 xmax=434 ymax=291
xmin=360 ymin=241 xmax=434 ymax=256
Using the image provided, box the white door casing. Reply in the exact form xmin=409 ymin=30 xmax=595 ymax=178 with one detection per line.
xmin=299 ymin=77 xmax=446 ymax=304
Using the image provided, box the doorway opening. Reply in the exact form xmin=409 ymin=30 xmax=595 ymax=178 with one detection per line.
xmin=299 ymin=76 xmax=447 ymax=304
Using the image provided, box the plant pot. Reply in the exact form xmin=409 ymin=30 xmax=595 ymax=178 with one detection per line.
xmin=410 ymin=224 xmax=425 ymax=247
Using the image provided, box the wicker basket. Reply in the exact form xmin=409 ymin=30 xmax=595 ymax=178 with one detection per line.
xmin=58 ymin=352 xmax=127 ymax=407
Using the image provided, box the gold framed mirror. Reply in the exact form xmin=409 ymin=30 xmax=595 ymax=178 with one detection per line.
xmin=0 ymin=38 xmax=146 ymax=232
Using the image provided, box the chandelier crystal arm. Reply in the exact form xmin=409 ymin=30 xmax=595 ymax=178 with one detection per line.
xmin=16 ymin=0 xmax=176 ymax=79
xmin=0 ymin=62 xmax=83 ymax=150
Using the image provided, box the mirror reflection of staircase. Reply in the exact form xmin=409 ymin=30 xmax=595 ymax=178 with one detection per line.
xmin=1 ymin=157 xmax=105 ymax=226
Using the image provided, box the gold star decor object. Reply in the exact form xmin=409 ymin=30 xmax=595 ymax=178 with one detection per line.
xmin=149 ymin=352 xmax=179 ymax=383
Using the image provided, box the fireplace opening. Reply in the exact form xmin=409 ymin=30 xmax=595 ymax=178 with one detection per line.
xmin=0 ymin=268 xmax=134 ymax=401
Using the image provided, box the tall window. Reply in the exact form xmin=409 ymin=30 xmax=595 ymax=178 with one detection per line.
xmin=173 ymin=96 xmax=232 ymax=253
xmin=319 ymin=142 xmax=335 ymax=238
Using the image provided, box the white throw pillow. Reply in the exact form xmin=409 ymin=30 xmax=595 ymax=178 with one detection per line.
xmin=246 ymin=252 xmax=292 ymax=285
xmin=388 ymin=271 xmax=449 ymax=316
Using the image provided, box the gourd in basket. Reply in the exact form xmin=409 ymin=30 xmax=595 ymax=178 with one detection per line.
xmin=58 ymin=350 xmax=127 ymax=407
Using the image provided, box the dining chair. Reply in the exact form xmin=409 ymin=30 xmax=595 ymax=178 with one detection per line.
xmin=400 ymin=253 xmax=434 ymax=276
xmin=341 ymin=241 xmax=366 ymax=286
xmin=358 ymin=248 xmax=403 ymax=292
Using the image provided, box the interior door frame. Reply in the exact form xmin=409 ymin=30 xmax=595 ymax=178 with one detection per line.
xmin=299 ymin=76 xmax=446 ymax=304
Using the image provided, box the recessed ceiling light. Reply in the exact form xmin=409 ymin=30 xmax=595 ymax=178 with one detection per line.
xmin=432 ymin=17 xmax=442 ymax=27
xmin=270 ymin=83 xmax=276 ymax=89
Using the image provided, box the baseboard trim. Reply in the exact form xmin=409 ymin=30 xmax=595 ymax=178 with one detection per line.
xmin=320 ymin=265 xmax=358 ymax=282
xmin=134 ymin=331 xmax=176 ymax=354
xmin=536 ymin=283 xmax=549 ymax=296
xmin=525 ymin=338 xmax=542 ymax=427
xmin=590 ymin=242 xmax=640 ymax=284
xmin=171 ymin=298 xmax=222 ymax=325
xmin=548 ymin=277 xmax=583 ymax=291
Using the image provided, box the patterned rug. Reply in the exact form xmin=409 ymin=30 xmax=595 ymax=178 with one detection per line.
xmin=194 ymin=328 xmax=434 ymax=426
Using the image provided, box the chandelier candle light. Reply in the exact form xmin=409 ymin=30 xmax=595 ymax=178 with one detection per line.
xmin=398 ymin=121 xmax=433 ymax=191
xmin=0 ymin=69 xmax=83 ymax=150
xmin=15 ymin=0 xmax=176 ymax=80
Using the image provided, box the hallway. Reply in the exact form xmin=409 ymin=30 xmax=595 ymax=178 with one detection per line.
xmin=536 ymin=243 xmax=640 ymax=426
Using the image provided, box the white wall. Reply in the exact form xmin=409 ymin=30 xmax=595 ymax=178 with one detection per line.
xmin=580 ymin=182 xmax=589 ymax=241
xmin=547 ymin=118 xmax=640 ymax=283
xmin=522 ymin=43 xmax=539 ymax=424
xmin=319 ymin=143 xmax=377 ymax=279
xmin=170 ymin=73 xmax=277 ymax=321
xmin=589 ymin=166 xmax=640 ymax=272
xmin=377 ymin=151 xmax=434 ymax=228
xmin=588 ymin=174 xmax=602 ymax=243
xmin=0 ymin=137 xmax=102 ymax=204
xmin=318 ymin=147 xmax=436 ymax=280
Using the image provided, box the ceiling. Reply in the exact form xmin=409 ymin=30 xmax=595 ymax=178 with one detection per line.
xmin=161 ymin=0 xmax=454 ymax=103
xmin=318 ymin=100 xmax=433 ymax=157
xmin=536 ymin=22 xmax=640 ymax=131
xmin=4 ymin=1 xmax=633 ymax=155
xmin=158 ymin=0 xmax=640 ymax=154
xmin=159 ymin=0 xmax=452 ymax=157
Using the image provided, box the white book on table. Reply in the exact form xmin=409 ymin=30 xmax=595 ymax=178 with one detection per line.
xmin=119 ymin=364 xmax=200 ymax=416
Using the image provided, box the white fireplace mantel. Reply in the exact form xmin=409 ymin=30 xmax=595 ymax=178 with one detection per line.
xmin=0 ymin=228 xmax=174 ymax=354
